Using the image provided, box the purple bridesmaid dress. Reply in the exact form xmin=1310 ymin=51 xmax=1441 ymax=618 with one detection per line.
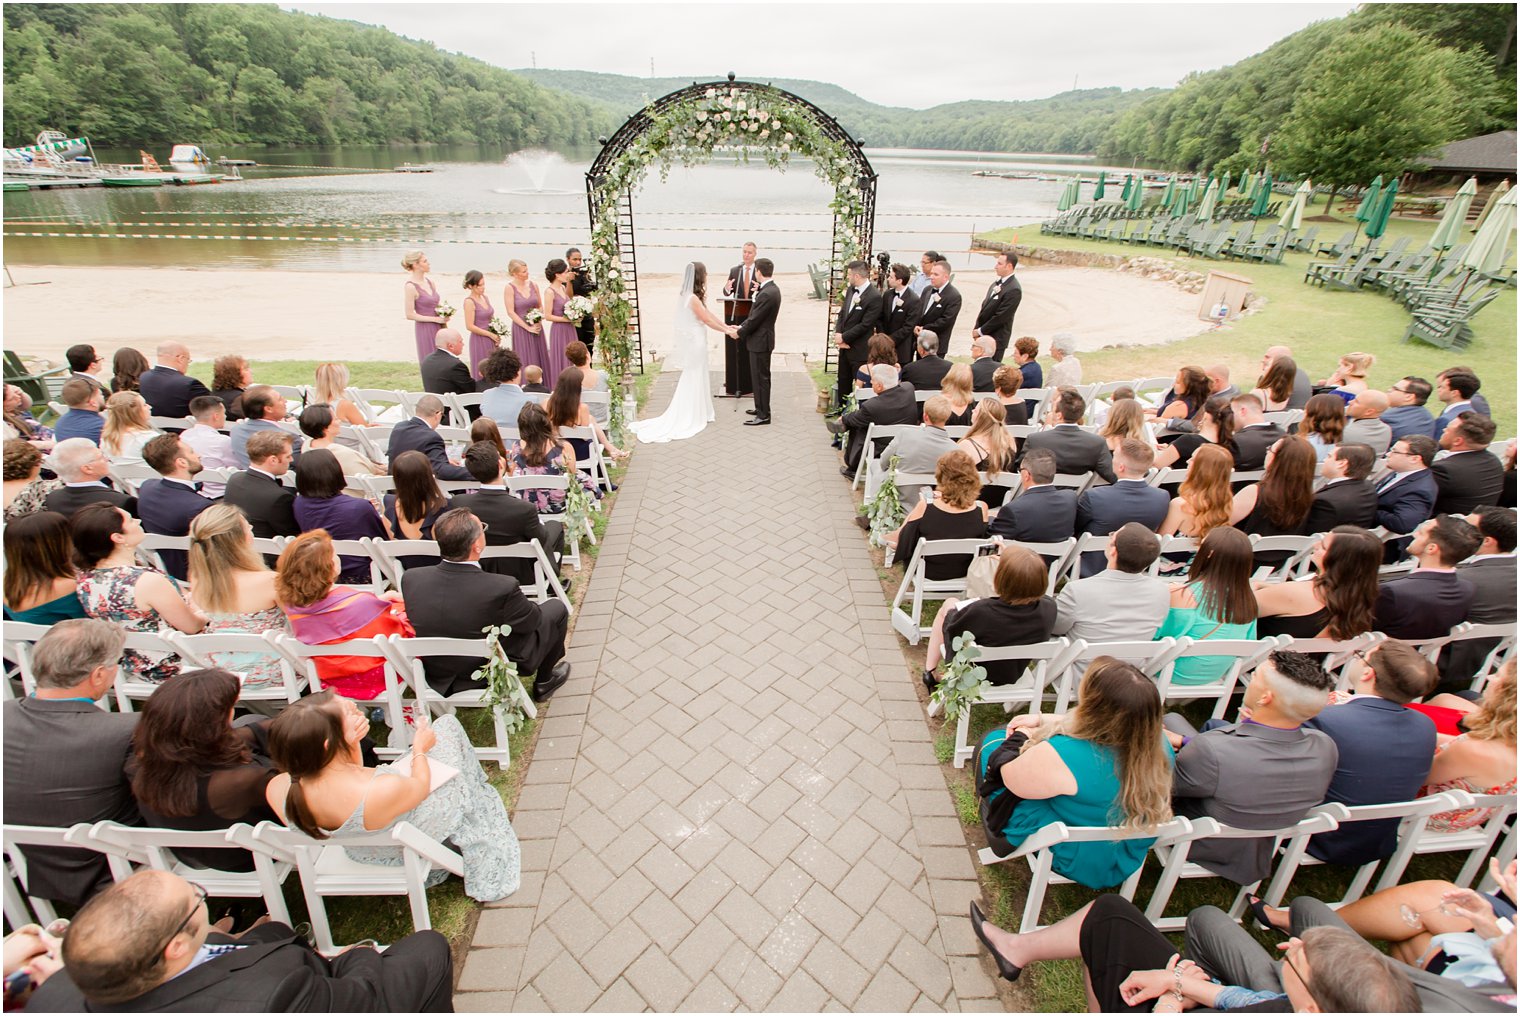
xmin=467 ymin=293 xmax=497 ymax=380
xmin=411 ymin=277 xmax=441 ymax=366
xmin=510 ymin=282 xmax=547 ymax=378
xmin=546 ymin=287 xmax=576 ymax=388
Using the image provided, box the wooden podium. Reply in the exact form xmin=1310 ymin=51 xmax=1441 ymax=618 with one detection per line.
xmin=720 ymin=295 xmax=753 ymax=397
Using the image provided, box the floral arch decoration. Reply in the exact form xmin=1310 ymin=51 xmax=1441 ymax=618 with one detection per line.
xmin=585 ymin=75 xmax=878 ymax=435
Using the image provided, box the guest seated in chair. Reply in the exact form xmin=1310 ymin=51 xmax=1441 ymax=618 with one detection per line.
xmin=989 ymin=448 xmax=1077 ymax=544
xmin=1154 ymin=526 xmax=1259 ymax=685
xmin=886 ymin=450 xmax=988 ymax=576
xmin=1252 ymin=525 xmax=1381 ymax=640
xmin=922 ymin=546 xmax=1057 ymax=689
xmin=3 ymin=511 xmax=88 ymax=624
xmin=828 ymin=363 xmax=919 ymax=475
xmin=1418 ymin=660 xmax=1516 ymax=833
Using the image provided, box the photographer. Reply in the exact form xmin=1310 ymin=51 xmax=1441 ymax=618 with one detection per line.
xmin=566 ymin=247 xmax=597 ymax=354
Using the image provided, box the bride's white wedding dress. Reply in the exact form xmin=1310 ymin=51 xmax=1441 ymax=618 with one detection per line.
xmin=628 ymin=264 xmax=718 ymax=443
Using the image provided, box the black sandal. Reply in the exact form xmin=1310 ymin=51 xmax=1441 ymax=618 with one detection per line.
xmin=969 ymin=901 xmax=1023 ymax=982
xmin=1246 ymin=895 xmax=1289 ymax=940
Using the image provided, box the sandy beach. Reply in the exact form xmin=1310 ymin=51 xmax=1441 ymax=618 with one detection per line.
xmin=3 ymin=262 xmax=1211 ymax=370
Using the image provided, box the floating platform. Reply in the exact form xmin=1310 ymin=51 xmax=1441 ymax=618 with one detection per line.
xmin=394 ymin=164 xmax=435 ymax=173
xmin=217 ymin=157 xmax=258 ymax=166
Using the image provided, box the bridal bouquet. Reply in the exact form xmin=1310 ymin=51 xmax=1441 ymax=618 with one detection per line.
xmin=488 ymin=316 xmax=510 ymax=337
xmin=434 ymin=300 xmax=456 ymax=321
xmin=524 ymin=308 xmax=544 ymax=326
xmin=564 ymin=295 xmax=595 ymax=325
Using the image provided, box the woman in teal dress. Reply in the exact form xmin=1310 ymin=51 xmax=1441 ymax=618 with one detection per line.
xmin=1154 ymin=526 xmax=1259 ymax=685
xmin=976 ymin=658 xmax=1174 ymax=889
xmin=3 ymin=511 xmax=87 ymax=624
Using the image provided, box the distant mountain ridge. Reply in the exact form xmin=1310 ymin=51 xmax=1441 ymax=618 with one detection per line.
xmin=513 ymin=68 xmax=1163 ymax=155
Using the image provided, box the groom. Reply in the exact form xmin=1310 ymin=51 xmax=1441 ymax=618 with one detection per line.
xmin=738 ymin=258 xmax=780 ymax=426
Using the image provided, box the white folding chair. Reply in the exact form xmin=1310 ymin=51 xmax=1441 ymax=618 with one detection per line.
xmin=1283 ymin=633 xmax=1385 ymax=691
xmin=1442 ymin=622 xmax=1518 ymax=692
xmin=368 ymin=539 xmax=442 ymax=589
xmin=1017 ymin=538 xmax=1078 ymax=595
xmin=1374 ymin=792 xmax=1518 ymax=892
xmin=889 ymin=537 xmax=997 ymax=643
xmin=377 ymin=635 xmax=538 ymax=768
xmin=394 ymin=390 xmax=429 ymax=418
xmin=1263 ymin=410 xmax=1304 ymax=430
xmin=854 ymin=423 xmax=917 ymax=492
xmin=3 ymin=823 xmax=111 ymax=928
xmin=353 ymin=425 xmax=393 ymax=465
xmin=936 ymin=639 xmax=1084 ymax=768
xmin=1059 ymin=638 xmax=1179 ymax=710
xmin=444 ymin=391 xmax=483 ymax=426
xmin=1151 ymin=635 xmax=1289 ymax=718
xmin=329 ymin=538 xmax=390 ymax=594
xmin=1019 ymin=388 xmax=1053 ymax=420
xmin=265 ymin=634 xmax=411 ymax=740
xmin=346 ymin=388 xmax=405 ymax=425
xmin=246 ymin=820 xmax=464 ymax=955
xmin=1061 ymin=532 xmax=1115 ymax=585
xmin=1248 ymin=535 xmax=1319 ymax=581
xmin=78 ymin=821 xmax=294 ymax=925
xmin=1146 ymin=466 xmax=1190 ymax=488
xmin=165 ymin=630 xmax=307 ymax=707
xmin=1050 ymin=472 xmax=1096 ymax=496
xmin=504 ymin=474 xmax=585 ymax=571
xmin=481 ymin=542 xmax=571 ymax=610
xmin=1131 ymin=377 xmax=1174 ymax=411
xmin=113 ymin=631 xmax=211 ymax=712
xmin=267 ymin=384 xmax=308 ymax=407
xmin=107 ymin=461 xmax=158 ymax=497
xmin=149 ymin=415 xmax=194 ymax=432
xmin=2 ymin=621 xmax=54 ymax=697
xmin=562 ymin=425 xmax=612 ymax=492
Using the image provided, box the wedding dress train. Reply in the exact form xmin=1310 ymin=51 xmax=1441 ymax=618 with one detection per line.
xmin=628 ymin=265 xmax=716 ymax=443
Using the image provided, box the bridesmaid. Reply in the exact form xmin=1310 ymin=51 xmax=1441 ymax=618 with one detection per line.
xmin=505 ymin=258 xmax=546 ymax=381
xmin=542 ymin=258 xmax=576 ymax=388
xmin=461 ymin=270 xmax=497 ymax=382
xmin=403 ymin=250 xmax=449 ymax=368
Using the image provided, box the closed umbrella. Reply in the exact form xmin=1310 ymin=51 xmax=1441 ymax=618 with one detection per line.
xmin=1197 ymin=178 xmax=1221 ymax=222
xmin=1352 ymin=175 xmax=1383 ymax=238
xmin=1278 ymin=179 xmax=1312 ymax=232
xmin=1363 ymin=177 xmax=1398 ymax=240
xmin=1450 ymin=185 xmax=1516 ymax=304
xmin=1161 ymin=175 xmax=1176 ymax=210
xmin=1190 ymin=175 xmax=1206 ymax=202
xmin=1127 ymin=175 xmax=1145 ymax=212
xmin=1469 ymin=178 xmax=1509 ymax=235
xmin=1120 ymin=174 xmax=1133 ymax=202
xmin=1429 ymin=178 xmax=1478 ymax=252
xmin=1056 ymin=178 xmax=1075 ymax=212
xmin=1170 ymin=184 xmax=1192 ymax=218
xmin=1219 ymin=171 xmax=1232 ymax=204
xmin=1250 ymin=172 xmax=1274 ymax=217
xmin=1094 ymin=171 xmax=1107 ymax=201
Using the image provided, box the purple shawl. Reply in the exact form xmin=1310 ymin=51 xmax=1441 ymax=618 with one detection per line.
xmin=284 ymin=587 xmax=391 ymax=645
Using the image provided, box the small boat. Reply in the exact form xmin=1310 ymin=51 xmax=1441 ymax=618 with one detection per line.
xmin=3 ymin=181 xmax=29 ymax=192
xmin=217 ymin=157 xmax=257 ymax=166
xmin=394 ymin=163 xmax=435 ymax=173
xmin=101 ymin=175 xmax=164 ymax=187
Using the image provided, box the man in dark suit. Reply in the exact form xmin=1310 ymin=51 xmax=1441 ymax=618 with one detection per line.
xmin=991 ymin=448 xmax=1078 ymax=543
xmin=1229 ymin=394 xmax=1287 ymax=471
xmin=828 ymin=365 xmax=918 ymax=474
xmin=387 ymin=394 xmax=471 ymax=479
xmin=449 ymin=442 xmax=565 ymax=581
xmin=1304 ymin=641 xmax=1439 ymax=866
xmin=1432 ymin=367 xmax=1488 ymax=434
xmin=1166 ymin=651 xmax=1338 ymax=885
xmin=1381 ymin=375 xmax=1438 ymax=441
xmin=42 ymin=438 xmax=139 ymax=517
xmin=1442 ymin=506 xmax=1518 ymax=689
xmin=879 ymin=263 xmax=922 ymax=366
xmin=567 ymin=246 xmax=597 ymax=353
xmin=136 ymin=434 xmax=218 ymax=581
xmin=1375 ymin=435 xmax=1440 ymax=536
xmin=1433 ymin=411 xmax=1504 ymax=515
xmin=26 ymin=870 xmax=454 ymax=1013
xmin=222 ymin=430 xmax=299 ymax=539
xmin=401 ymin=508 xmax=570 ymax=701
xmin=64 ymin=343 xmax=111 ymax=396
xmin=832 ymin=260 xmax=884 ymax=405
xmin=721 ymin=242 xmax=759 ymax=397
xmin=900 ymin=330 xmax=951 ymax=391
xmin=1375 ymin=514 xmax=1480 ymax=639
xmin=1020 ymin=388 xmax=1116 ymax=483
xmin=967 ymin=334 xmax=1000 ymax=392
xmin=1307 ymin=443 xmax=1378 ymax=532
xmin=736 ymin=257 xmax=781 ymax=425
xmin=1075 ymin=439 xmax=1169 ymax=575
xmin=419 ymin=329 xmax=476 ymax=421
xmin=2 ymin=620 xmax=138 ymax=910
xmin=971 ymin=251 xmax=1021 ymax=361
xmin=914 ymin=259 xmax=961 ymax=355
xmin=136 ymin=341 xmax=212 ymax=420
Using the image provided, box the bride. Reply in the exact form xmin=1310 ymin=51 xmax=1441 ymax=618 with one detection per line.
xmin=628 ymin=262 xmax=724 ymax=443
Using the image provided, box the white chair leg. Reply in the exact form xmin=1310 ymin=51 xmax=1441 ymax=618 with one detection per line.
xmin=1020 ymin=851 xmax=1053 ymax=933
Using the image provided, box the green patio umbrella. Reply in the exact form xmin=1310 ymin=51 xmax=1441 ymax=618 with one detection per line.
xmin=1278 ymin=179 xmax=1312 ymax=232
xmin=1363 ymin=177 xmax=1399 ymax=240
xmin=1460 ymin=184 xmax=1516 ymax=276
xmin=1169 ymin=183 xmax=1192 ymax=218
xmin=1056 ymin=178 xmax=1075 ymax=212
xmin=1250 ymin=172 xmax=1274 ymax=216
xmin=1127 ymin=175 xmax=1145 ymax=212
xmin=1244 ymin=172 xmax=1260 ymax=202
xmin=1469 ymin=178 xmax=1508 ymax=234
xmin=1197 ymin=178 xmax=1221 ymax=222
xmin=1190 ymin=175 xmax=1206 ymax=202
xmin=1120 ymin=175 xmax=1134 ymax=202
xmin=1160 ymin=175 xmax=1176 ymax=210
xmin=1219 ymin=171 xmax=1232 ymax=201
xmin=1429 ymin=178 xmax=1478 ymax=252
xmin=1352 ymin=175 xmax=1383 ymax=237
xmin=1093 ymin=171 xmax=1107 ymax=201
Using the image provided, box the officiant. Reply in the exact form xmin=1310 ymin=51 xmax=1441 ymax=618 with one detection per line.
xmin=721 ymin=241 xmax=759 ymax=397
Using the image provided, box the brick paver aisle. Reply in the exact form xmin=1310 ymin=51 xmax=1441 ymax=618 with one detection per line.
xmin=457 ymin=369 xmax=1001 ymax=1012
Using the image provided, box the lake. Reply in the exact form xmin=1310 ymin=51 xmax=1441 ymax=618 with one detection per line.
xmin=2 ymin=144 xmax=1152 ymax=275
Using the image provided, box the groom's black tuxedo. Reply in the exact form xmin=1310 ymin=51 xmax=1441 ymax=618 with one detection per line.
xmin=738 ymin=279 xmax=781 ymax=420
xmin=974 ymin=274 xmax=1021 ymax=361
xmin=917 ymin=283 xmax=962 ymax=352
xmin=880 ymin=285 xmax=923 ymax=366
xmin=834 ymin=282 xmax=883 ymax=401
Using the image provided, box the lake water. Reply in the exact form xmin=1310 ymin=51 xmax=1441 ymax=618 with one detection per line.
xmin=2 ymin=144 xmax=1152 ymax=275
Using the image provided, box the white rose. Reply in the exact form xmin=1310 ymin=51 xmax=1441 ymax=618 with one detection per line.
xmin=784 ymin=132 xmax=794 ymax=143
xmin=748 ymin=122 xmax=758 ymax=132
xmin=696 ymin=111 xmax=707 ymax=122
xmin=759 ymin=129 xmax=769 ymax=139
xmin=736 ymin=100 xmax=746 ymax=111
xmin=609 ymin=270 xmax=619 ymax=280
xmin=705 ymin=88 xmax=716 ymax=98
xmin=772 ymin=119 xmax=781 ymax=129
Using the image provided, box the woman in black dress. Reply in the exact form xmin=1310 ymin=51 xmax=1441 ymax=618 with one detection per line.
xmin=382 ymin=451 xmax=450 ymax=572
xmin=1254 ymin=525 xmax=1381 ymax=639
xmin=888 ymin=449 xmax=989 ymax=579
xmin=1153 ymin=397 xmax=1237 ymax=470
xmin=923 ymin=545 xmax=1056 ymax=688
xmin=1231 ymin=436 xmax=1316 ymax=537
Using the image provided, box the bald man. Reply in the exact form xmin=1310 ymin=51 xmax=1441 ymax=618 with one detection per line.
xmin=1344 ymin=389 xmax=1393 ymax=455
xmin=1261 ymin=344 xmax=1312 ymax=410
xmin=1205 ymin=364 xmax=1239 ymax=402
xmin=137 ymin=341 xmax=212 ymax=420
xmin=420 ymin=328 xmax=476 ymax=418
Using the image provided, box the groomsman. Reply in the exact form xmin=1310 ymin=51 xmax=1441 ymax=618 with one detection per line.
xmin=566 ymin=247 xmax=596 ymax=353
xmin=833 ymin=261 xmax=883 ymax=404
xmin=972 ymin=251 xmax=1022 ymax=361
xmin=915 ymin=260 xmax=962 ymax=353
xmin=722 ymin=242 xmax=760 ymax=397
xmin=880 ymin=263 xmax=922 ymax=365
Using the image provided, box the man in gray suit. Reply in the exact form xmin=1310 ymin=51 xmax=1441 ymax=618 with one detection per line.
xmin=1164 ymin=651 xmax=1338 ymax=886
xmin=870 ymin=394 xmax=958 ymax=514
xmin=1052 ymin=523 xmax=1169 ymax=670
xmin=2 ymin=619 xmax=138 ymax=909
xmin=1441 ymin=506 xmax=1517 ymax=690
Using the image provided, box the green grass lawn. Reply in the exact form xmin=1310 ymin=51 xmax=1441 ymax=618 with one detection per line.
xmin=980 ymin=210 xmax=1516 ymax=435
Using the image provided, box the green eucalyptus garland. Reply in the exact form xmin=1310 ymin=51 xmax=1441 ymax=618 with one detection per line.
xmin=932 ymin=631 xmax=991 ymax=722
xmin=473 ymin=623 xmax=532 ymax=736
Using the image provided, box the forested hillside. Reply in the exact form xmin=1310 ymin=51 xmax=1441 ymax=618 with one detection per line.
xmin=2 ymin=4 xmax=617 ymax=147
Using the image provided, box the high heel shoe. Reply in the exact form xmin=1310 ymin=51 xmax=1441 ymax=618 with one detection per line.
xmin=1245 ymin=895 xmax=1289 ymax=940
xmin=969 ymin=901 xmax=1022 ymax=982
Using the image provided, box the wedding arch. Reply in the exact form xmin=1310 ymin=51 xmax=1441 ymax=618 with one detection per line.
xmin=585 ymin=74 xmax=878 ymax=434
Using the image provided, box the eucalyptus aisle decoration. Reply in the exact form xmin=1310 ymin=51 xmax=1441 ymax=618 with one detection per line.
xmin=589 ymin=82 xmax=871 ymax=437
xmin=864 ymin=454 xmax=906 ymax=547
xmin=563 ymin=476 xmax=600 ymax=549
xmin=932 ymin=631 xmax=991 ymax=721
xmin=472 ymin=623 xmax=532 ymax=735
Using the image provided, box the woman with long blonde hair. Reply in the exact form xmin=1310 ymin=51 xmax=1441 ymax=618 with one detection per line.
xmin=312 ymin=362 xmax=370 ymax=430
xmin=99 ymin=391 xmax=158 ymax=459
xmin=940 ymin=363 xmax=975 ymax=426
xmin=1160 ymin=442 xmax=1234 ymax=538
xmin=1098 ymin=398 xmax=1149 ymax=454
xmin=187 ymin=505 xmax=289 ymax=694
xmin=958 ymin=398 xmax=1017 ymax=508
xmin=1420 ymin=660 xmax=1516 ymax=833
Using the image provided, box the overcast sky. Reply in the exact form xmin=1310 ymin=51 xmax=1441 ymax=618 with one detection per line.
xmin=282 ymin=2 xmax=1357 ymax=108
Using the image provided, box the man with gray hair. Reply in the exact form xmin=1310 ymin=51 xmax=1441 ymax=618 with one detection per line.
xmin=420 ymin=328 xmax=476 ymax=415
xmin=1046 ymin=332 xmax=1082 ymax=388
xmin=827 ymin=363 xmax=919 ymax=475
xmin=3 ymin=619 xmax=138 ymax=908
xmin=901 ymin=329 xmax=951 ymax=391
xmin=137 ymin=340 xmax=212 ymax=419
xmin=386 ymin=393 xmax=470 ymax=480
xmin=1163 ymin=650 xmax=1338 ymax=885
xmin=42 ymin=438 xmax=138 ymax=517
xmin=968 ymin=333 xmax=999 ymax=392
xmin=867 ymin=394 xmax=960 ymax=519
